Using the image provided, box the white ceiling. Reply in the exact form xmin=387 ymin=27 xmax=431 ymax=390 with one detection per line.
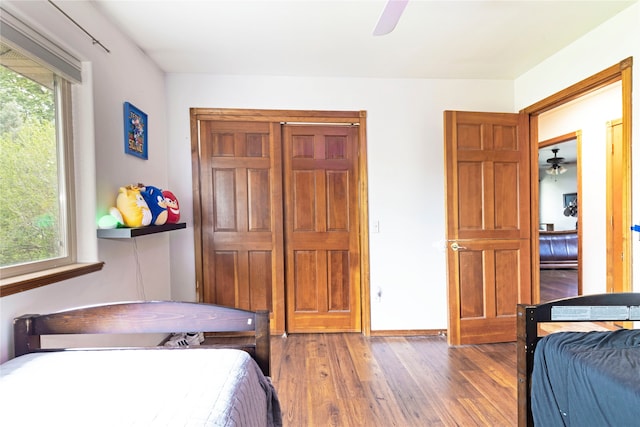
xmin=90 ymin=0 xmax=637 ymax=80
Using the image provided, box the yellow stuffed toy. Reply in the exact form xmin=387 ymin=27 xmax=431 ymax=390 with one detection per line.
xmin=116 ymin=185 xmax=152 ymax=227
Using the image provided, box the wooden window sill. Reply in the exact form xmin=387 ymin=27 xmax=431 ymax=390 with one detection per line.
xmin=0 ymin=262 xmax=105 ymax=297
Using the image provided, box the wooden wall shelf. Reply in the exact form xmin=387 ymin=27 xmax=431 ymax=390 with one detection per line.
xmin=97 ymin=222 xmax=186 ymax=239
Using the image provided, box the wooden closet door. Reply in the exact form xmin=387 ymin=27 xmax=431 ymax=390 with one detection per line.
xmin=199 ymin=121 xmax=284 ymax=328
xmin=283 ymin=124 xmax=361 ymax=332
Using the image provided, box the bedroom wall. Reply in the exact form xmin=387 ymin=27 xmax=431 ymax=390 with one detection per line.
xmin=165 ymin=76 xmax=515 ymax=331
xmin=515 ymin=2 xmax=640 ymax=293
xmin=168 ymin=2 xmax=640 ymax=330
xmin=0 ymin=1 xmax=171 ymax=362
xmin=167 ymin=2 xmax=640 ymax=330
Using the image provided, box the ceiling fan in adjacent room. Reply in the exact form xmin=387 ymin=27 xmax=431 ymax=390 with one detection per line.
xmin=373 ymin=0 xmax=409 ymax=36
xmin=545 ymin=148 xmax=570 ymax=175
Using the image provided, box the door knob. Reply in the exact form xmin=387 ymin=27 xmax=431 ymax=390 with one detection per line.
xmin=450 ymin=242 xmax=467 ymax=251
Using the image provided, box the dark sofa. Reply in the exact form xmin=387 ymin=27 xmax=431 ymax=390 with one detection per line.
xmin=539 ymin=230 xmax=578 ymax=269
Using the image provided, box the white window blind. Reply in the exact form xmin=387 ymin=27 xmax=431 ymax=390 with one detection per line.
xmin=0 ymin=7 xmax=82 ymax=83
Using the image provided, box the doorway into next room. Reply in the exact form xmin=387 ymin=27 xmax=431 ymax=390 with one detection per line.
xmin=538 ymin=135 xmax=579 ymax=303
xmin=535 ymin=76 xmax=628 ymax=303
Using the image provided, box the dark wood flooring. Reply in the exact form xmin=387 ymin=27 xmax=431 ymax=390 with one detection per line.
xmin=266 ymin=270 xmax=577 ymax=426
xmin=207 ymin=269 xmax=576 ymax=425
xmin=539 ymin=268 xmax=578 ymax=302
xmin=270 ymin=333 xmax=517 ymax=427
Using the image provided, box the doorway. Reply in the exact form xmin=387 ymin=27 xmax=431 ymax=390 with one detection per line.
xmin=528 ymin=64 xmax=632 ymax=302
xmin=190 ymin=108 xmax=371 ymax=335
xmin=537 ymin=133 xmax=581 ymax=302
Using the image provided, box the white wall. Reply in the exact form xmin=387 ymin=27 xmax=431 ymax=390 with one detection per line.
xmin=0 ymin=1 xmax=171 ymax=362
xmin=539 ymin=165 xmax=578 ymax=231
xmin=516 ymin=2 xmax=639 ymax=293
xmin=166 ymin=75 xmax=514 ymax=331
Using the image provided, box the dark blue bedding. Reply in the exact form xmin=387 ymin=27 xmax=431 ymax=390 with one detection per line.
xmin=531 ymin=329 xmax=640 ymax=426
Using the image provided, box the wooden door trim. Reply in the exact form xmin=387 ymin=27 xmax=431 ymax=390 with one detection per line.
xmin=190 ymin=110 xmax=204 ymax=302
xmin=192 ymin=108 xmax=363 ymax=124
xmin=190 ymin=108 xmax=371 ymax=335
xmin=524 ymin=57 xmax=632 ymax=115
xmin=606 ymin=118 xmax=629 ymax=293
xmin=524 ymin=57 xmax=633 ymax=300
xmin=357 ymin=116 xmax=371 ymax=336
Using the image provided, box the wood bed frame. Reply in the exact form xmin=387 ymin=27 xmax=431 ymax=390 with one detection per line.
xmin=517 ymin=292 xmax=640 ymax=426
xmin=13 ymin=301 xmax=271 ymax=376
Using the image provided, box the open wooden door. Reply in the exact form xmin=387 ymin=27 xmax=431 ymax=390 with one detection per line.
xmin=444 ymin=111 xmax=532 ymax=345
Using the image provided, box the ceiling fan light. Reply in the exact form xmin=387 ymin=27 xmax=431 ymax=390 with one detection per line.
xmin=545 ymin=164 xmax=567 ymax=175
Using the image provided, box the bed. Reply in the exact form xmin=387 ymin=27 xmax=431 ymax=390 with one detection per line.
xmin=0 ymin=301 xmax=282 ymax=426
xmin=517 ymin=293 xmax=640 ymax=426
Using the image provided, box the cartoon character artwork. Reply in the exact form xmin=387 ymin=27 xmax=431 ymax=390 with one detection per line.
xmin=116 ymin=185 xmax=152 ymax=227
xmin=139 ymin=185 xmax=168 ymax=225
xmin=162 ymin=190 xmax=180 ymax=223
xmin=123 ymin=102 xmax=148 ymax=159
xmin=129 ymin=114 xmax=144 ymax=152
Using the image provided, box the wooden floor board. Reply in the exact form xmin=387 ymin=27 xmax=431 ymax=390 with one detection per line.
xmin=539 ymin=268 xmax=578 ymax=302
xmin=271 ymin=333 xmax=517 ymax=426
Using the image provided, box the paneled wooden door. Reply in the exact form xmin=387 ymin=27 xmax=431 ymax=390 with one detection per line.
xmin=444 ymin=111 xmax=532 ymax=345
xmin=283 ymin=124 xmax=361 ymax=333
xmin=198 ymin=120 xmax=286 ymax=332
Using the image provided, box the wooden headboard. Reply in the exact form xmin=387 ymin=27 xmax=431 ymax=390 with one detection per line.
xmin=13 ymin=301 xmax=271 ymax=376
xmin=516 ymin=292 xmax=640 ymax=426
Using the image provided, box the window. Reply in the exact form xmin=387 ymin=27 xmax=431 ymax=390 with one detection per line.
xmin=0 ymin=8 xmax=102 ymax=295
xmin=0 ymin=42 xmax=76 ymax=278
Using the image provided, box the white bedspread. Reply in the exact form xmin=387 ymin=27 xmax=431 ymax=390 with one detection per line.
xmin=0 ymin=348 xmax=281 ymax=426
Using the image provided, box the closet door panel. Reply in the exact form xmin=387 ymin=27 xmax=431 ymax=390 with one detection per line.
xmin=284 ymin=124 xmax=361 ymax=332
xmin=200 ymin=121 xmax=282 ymax=316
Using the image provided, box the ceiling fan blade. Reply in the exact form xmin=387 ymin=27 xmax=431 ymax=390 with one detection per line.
xmin=373 ymin=0 xmax=409 ymax=36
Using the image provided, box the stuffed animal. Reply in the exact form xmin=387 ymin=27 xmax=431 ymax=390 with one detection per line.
xmin=116 ymin=185 xmax=151 ymax=227
xmin=108 ymin=207 xmax=124 ymax=226
xmin=139 ymin=184 xmax=168 ymax=225
xmin=162 ymin=190 xmax=180 ymax=224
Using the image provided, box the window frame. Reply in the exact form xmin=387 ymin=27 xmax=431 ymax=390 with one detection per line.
xmin=1 ymin=72 xmax=76 ymax=277
xmin=0 ymin=9 xmax=103 ymax=297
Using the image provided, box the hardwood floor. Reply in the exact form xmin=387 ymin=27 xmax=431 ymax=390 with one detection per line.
xmin=539 ymin=268 xmax=578 ymax=302
xmin=270 ymin=333 xmax=517 ymax=427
